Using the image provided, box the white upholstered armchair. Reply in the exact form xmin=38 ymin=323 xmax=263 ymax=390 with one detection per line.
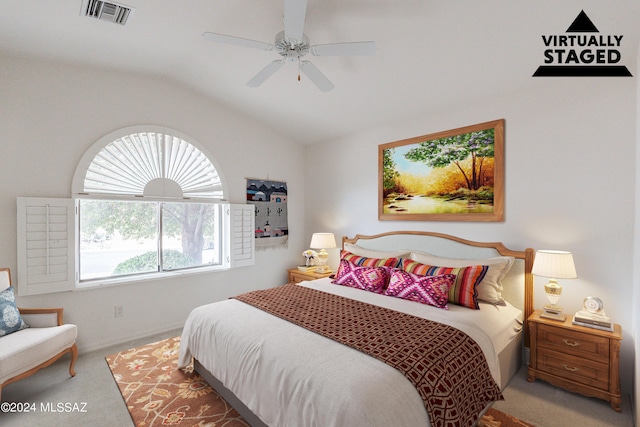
xmin=0 ymin=268 xmax=78 ymax=401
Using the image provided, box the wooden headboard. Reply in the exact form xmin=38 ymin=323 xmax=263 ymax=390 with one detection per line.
xmin=343 ymin=231 xmax=535 ymax=346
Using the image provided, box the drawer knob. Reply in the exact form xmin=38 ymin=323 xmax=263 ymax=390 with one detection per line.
xmin=562 ymin=363 xmax=581 ymax=372
xmin=561 ymin=339 xmax=580 ymax=347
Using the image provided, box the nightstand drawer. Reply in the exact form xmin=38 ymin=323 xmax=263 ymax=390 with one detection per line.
xmin=537 ymin=348 xmax=609 ymax=390
xmin=538 ymin=324 xmax=609 ymax=362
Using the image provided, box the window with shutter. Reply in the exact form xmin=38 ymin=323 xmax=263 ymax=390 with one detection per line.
xmin=16 ymin=126 xmax=254 ymax=294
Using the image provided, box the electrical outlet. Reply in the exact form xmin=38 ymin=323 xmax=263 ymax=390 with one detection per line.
xmin=114 ymin=305 xmax=124 ymax=317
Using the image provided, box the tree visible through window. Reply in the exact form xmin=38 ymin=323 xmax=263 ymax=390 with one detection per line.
xmin=76 ymin=128 xmax=226 ymax=282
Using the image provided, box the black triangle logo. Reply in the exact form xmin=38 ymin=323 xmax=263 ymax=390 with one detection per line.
xmin=566 ymin=10 xmax=599 ymax=32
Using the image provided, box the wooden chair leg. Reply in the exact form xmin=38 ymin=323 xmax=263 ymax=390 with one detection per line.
xmin=0 ymin=343 xmax=78 ymax=402
xmin=69 ymin=344 xmax=78 ymax=377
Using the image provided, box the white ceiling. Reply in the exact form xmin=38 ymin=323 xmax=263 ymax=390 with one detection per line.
xmin=1 ymin=0 xmax=638 ymax=145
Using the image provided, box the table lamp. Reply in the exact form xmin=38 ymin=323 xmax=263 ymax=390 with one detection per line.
xmin=532 ymin=249 xmax=577 ymax=321
xmin=309 ymin=233 xmax=336 ymax=273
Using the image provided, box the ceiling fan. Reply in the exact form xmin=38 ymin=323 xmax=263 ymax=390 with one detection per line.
xmin=203 ymin=0 xmax=376 ymax=92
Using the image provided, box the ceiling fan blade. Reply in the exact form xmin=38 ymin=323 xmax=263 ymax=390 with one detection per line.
xmin=311 ymin=41 xmax=376 ymax=56
xmin=284 ymin=0 xmax=307 ymax=43
xmin=300 ymin=60 xmax=334 ymax=92
xmin=203 ymin=32 xmax=273 ymax=51
xmin=247 ymin=60 xmax=285 ymax=87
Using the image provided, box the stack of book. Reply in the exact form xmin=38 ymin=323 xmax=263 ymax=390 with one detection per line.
xmin=297 ymin=265 xmax=316 ymax=272
xmin=572 ymin=310 xmax=613 ymax=332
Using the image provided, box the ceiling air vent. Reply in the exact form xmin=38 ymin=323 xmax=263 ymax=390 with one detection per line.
xmin=82 ymin=0 xmax=133 ymax=25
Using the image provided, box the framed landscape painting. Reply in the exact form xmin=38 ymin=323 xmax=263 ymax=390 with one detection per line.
xmin=379 ymin=119 xmax=504 ymax=222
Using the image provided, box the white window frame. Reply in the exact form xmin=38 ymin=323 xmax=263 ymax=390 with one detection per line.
xmin=17 ymin=198 xmax=254 ymax=295
xmin=16 ymin=126 xmax=255 ymax=296
xmin=74 ymin=196 xmax=236 ymax=287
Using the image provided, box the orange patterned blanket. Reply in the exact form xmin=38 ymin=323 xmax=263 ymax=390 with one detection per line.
xmin=233 ymin=284 xmax=503 ymax=427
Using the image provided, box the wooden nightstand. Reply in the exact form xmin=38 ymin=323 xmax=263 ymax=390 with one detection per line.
xmin=287 ymin=268 xmax=333 ymax=283
xmin=527 ymin=309 xmax=622 ymax=412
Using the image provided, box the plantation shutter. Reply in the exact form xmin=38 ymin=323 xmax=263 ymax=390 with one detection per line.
xmin=16 ymin=197 xmax=75 ymax=296
xmin=227 ymin=204 xmax=255 ymax=268
xmin=82 ymin=131 xmax=224 ymax=198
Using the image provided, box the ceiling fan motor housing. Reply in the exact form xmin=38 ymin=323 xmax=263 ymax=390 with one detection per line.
xmin=275 ymin=31 xmax=310 ymax=60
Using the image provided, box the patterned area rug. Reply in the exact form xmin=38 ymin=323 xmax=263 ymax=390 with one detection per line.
xmin=480 ymin=408 xmax=536 ymax=427
xmin=106 ymin=336 xmax=534 ymax=427
xmin=106 ymin=336 xmax=248 ymax=426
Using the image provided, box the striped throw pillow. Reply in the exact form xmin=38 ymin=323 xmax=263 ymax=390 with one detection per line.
xmin=339 ymin=250 xmax=403 ymax=268
xmin=401 ymin=259 xmax=489 ymax=309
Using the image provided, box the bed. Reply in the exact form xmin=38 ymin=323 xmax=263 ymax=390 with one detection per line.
xmin=178 ymin=231 xmax=534 ymax=427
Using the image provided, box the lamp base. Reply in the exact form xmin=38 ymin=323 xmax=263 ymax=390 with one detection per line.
xmin=540 ymin=310 xmax=567 ymax=322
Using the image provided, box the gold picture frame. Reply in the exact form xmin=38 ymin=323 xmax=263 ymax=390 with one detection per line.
xmin=379 ymin=119 xmax=504 ymax=222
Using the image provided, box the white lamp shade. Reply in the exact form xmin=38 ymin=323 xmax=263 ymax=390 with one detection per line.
xmin=309 ymin=233 xmax=337 ymax=249
xmin=532 ymin=250 xmax=577 ymax=279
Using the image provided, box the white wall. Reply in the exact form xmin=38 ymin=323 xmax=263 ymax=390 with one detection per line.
xmin=0 ymin=54 xmax=307 ymax=352
xmin=305 ymin=76 xmax=637 ymax=395
xmin=633 ymin=45 xmax=640 ymax=427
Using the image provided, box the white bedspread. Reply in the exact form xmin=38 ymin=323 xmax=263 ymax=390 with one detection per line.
xmin=178 ymin=278 xmax=522 ymax=427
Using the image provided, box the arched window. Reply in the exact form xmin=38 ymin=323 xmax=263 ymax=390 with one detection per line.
xmin=72 ymin=127 xmax=233 ymax=282
xmin=79 ymin=130 xmax=224 ymax=198
xmin=74 ymin=126 xmax=226 ymax=198
xmin=17 ymin=126 xmax=253 ymax=295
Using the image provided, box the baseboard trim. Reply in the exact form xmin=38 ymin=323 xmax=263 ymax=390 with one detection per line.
xmin=78 ymin=322 xmax=184 ymax=354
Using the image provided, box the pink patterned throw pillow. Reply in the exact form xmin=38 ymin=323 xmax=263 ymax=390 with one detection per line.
xmin=384 ymin=270 xmax=456 ymax=309
xmin=332 ymin=259 xmax=389 ymax=294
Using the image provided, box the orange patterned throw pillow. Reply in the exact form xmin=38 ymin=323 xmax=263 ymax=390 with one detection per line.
xmin=401 ymin=259 xmax=489 ymax=309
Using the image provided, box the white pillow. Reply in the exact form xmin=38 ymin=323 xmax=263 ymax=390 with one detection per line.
xmin=343 ymin=243 xmax=411 ymax=260
xmin=408 ymin=251 xmax=514 ymax=305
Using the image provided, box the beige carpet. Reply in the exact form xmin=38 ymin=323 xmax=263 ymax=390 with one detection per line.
xmin=107 ymin=336 xmax=534 ymax=427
